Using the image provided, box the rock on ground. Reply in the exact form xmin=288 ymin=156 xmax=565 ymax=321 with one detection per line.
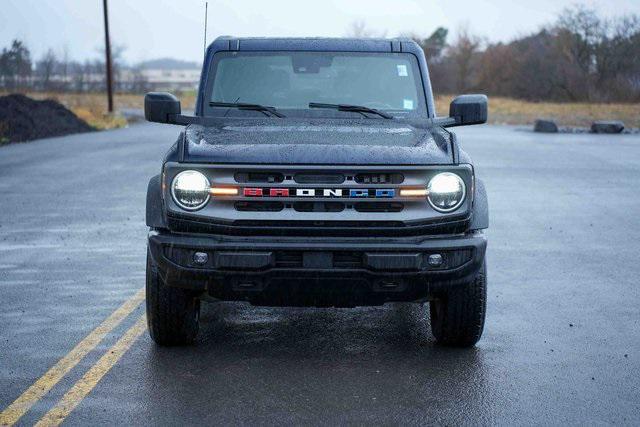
xmin=591 ymin=120 xmax=625 ymax=134
xmin=534 ymin=119 xmax=559 ymax=133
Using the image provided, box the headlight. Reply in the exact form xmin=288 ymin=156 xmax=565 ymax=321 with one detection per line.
xmin=171 ymin=170 xmax=210 ymax=210
xmin=427 ymin=172 xmax=466 ymax=212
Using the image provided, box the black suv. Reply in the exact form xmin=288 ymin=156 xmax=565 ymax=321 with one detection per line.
xmin=144 ymin=37 xmax=489 ymax=347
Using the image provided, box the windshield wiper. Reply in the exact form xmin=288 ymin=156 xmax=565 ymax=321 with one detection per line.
xmin=209 ymin=102 xmax=285 ymax=118
xmin=308 ymin=102 xmax=393 ymax=119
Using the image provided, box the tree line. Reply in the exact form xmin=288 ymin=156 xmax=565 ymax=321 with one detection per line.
xmin=2 ymin=5 xmax=638 ymax=102
xmin=0 ymin=41 xmax=148 ymax=93
xmin=408 ymin=5 xmax=640 ymax=102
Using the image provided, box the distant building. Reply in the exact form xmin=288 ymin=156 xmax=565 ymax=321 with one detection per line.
xmin=133 ymin=58 xmax=201 ymax=92
xmin=134 ymin=68 xmax=201 ymax=92
xmin=26 ymin=57 xmax=202 ymax=93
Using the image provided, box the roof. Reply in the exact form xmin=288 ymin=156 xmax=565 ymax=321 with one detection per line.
xmin=209 ymin=36 xmax=419 ymax=53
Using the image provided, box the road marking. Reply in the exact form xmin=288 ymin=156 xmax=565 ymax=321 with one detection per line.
xmin=0 ymin=288 xmax=145 ymax=426
xmin=35 ymin=314 xmax=148 ymax=427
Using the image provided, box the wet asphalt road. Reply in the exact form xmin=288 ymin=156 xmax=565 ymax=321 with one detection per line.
xmin=1 ymin=123 xmax=639 ymax=425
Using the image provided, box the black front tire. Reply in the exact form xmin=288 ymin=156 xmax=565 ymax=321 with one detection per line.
xmin=429 ymin=261 xmax=487 ymax=347
xmin=146 ymin=250 xmax=200 ymax=346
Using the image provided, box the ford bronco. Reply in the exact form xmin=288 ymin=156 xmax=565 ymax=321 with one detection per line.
xmin=144 ymin=36 xmax=489 ymax=347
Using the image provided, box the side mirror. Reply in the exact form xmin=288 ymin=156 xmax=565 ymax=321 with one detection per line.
xmin=144 ymin=92 xmax=181 ymax=124
xmin=449 ymin=94 xmax=488 ymax=126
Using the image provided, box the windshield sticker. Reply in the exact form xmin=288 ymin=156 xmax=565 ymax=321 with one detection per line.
xmin=397 ymin=64 xmax=408 ymax=77
xmin=403 ymin=99 xmax=414 ymax=110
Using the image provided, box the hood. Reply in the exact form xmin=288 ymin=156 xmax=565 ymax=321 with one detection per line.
xmin=183 ymin=118 xmax=453 ymax=165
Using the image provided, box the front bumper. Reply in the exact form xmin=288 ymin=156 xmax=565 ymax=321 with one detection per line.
xmin=148 ymin=231 xmax=487 ymax=307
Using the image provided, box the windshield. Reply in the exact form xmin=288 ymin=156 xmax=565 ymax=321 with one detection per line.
xmin=205 ymin=51 xmax=426 ymax=118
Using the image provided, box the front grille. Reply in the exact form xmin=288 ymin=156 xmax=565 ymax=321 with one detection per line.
xmin=165 ymin=164 xmax=473 ymax=237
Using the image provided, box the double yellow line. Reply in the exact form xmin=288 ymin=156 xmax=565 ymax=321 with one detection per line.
xmin=0 ymin=288 xmax=147 ymax=426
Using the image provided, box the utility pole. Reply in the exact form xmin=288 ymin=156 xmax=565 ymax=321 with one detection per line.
xmin=102 ymin=0 xmax=114 ymax=113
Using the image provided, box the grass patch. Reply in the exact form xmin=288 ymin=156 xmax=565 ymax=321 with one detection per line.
xmin=4 ymin=92 xmax=638 ymax=129
xmin=72 ymin=108 xmax=127 ymax=130
xmin=435 ymin=95 xmax=640 ymax=128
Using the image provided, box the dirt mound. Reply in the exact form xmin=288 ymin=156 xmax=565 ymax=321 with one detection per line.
xmin=0 ymin=94 xmax=95 ymax=143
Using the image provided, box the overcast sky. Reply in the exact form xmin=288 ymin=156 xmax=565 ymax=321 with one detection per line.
xmin=1 ymin=0 xmax=639 ymax=64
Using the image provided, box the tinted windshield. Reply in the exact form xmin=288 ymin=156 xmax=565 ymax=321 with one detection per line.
xmin=206 ymin=51 xmax=426 ymax=117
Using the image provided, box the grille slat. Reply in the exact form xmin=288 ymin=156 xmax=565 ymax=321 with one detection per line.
xmin=333 ymin=252 xmax=363 ymax=268
xmin=354 ymin=202 xmax=404 ymax=213
xmin=294 ymin=173 xmax=345 ymax=184
xmin=235 ymin=201 xmax=284 ymax=212
xmin=355 ymin=173 xmax=404 ymax=184
xmin=293 ymin=202 xmax=345 ymax=212
xmin=274 ymin=251 xmax=364 ymax=269
xmin=234 ymin=172 xmax=284 ymax=183
xmin=274 ymin=252 xmax=303 ymax=268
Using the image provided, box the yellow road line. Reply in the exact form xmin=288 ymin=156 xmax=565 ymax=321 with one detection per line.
xmin=35 ymin=314 xmax=148 ymax=427
xmin=0 ymin=287 xmax=145 ymax=426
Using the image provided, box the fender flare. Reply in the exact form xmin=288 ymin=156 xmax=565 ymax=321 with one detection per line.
xmin=146 ymin=174 xmax=167 ymax=229
xmin=470 ymin=178 xmax=489 ymax=230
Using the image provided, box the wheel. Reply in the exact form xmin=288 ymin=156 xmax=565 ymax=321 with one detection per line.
xmin=146 ymin=249 xmax=200 ymax=345
xmin=429 ymin=261 xmax=486 ymax=347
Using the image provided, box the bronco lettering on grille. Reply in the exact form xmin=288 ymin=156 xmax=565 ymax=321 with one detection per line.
xmin=242 ymin=188 xmax=396 ymax=198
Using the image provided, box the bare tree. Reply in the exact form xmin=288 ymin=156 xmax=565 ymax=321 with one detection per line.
xmin=60 ymin=45 xmax=70 ymax=92
xmin=0 ymin=40 xmax=32 ymax=91
xmin=96 ymin=44 xmax=126 ymax=92
xmin=36 ymin=49 xmax=57 ymax=91
xmin=346 ymin=20 xmax=387 ymax=38
xmin=129 ymin=66 xmax=150 ymax=93
xmin=595 ymin=15 xmax=640 ymax=99
xmin=448 ymin=26 xmax=482 ymax=93
xmin=406 ymin=27 xmax=449 ymax=62
xmin=556 ymin=6 xmax=602 ymax=74
xmin=70 ymin=60 xmax=86 ymax=92
xmin=551 ymin=5 xmax=640 ymax=101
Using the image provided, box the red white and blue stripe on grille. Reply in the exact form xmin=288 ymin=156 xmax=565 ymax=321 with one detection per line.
xmin=242 ymin=188 xmax=396 ymax=198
